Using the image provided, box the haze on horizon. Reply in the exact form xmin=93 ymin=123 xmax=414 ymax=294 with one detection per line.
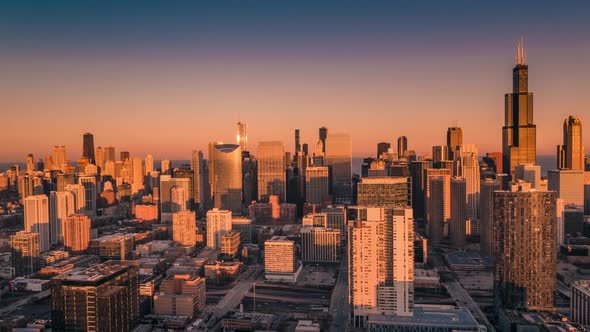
xmin=1 ymin=1 xmax=589 ymax=162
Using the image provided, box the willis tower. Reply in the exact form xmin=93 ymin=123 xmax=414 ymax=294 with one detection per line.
xmin=502 ymin=39 xmax=536 ymax=177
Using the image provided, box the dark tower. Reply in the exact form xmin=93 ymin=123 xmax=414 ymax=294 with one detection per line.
xmin=319 ymin=127 xmax=328 ymax=154
xmin=295 ymin=129 xmax=301 ymax=154
xmin=377 ymin=142 xmax=391 ymax=158
xmin=397 ymin=136 xmax=408 ymax=158
xmin=502 ymin=38 xmax=536 ymax=176
xmin=82 ymin=132 xmax=95 ymax=164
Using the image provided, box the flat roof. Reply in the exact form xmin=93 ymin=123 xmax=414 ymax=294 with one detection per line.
xmin=367 ymin=306 xmax=479 ymax=328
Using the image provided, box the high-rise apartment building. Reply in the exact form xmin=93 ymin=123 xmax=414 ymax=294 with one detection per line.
xmin=357 ymin=177 xmax=410 ymax=208
xmin=78 ymin=175 xmax=97 ymax=217
xmin=62 ymin=214 xmax=91 ymax=254
xmin=82 ymin=132 xmax=95 ymax=164
xmin=348 ymin=207 xmax=414 ymax=328
xmin=455 ymin=144 xmax=480 ymax=220
xmin=480 ymin=178 xmax=501 ymax=258
xmin=494 ymin=188 xmax=556 ymax=311
xmin=548 ymin=169 xmax=584 ymax=207
xmin=221 ymin=230 xmax=241 ymax=257
xmin=173 ymin=211 xmax=196 ymax=247
xmin=432 ymin=146 xmax=449 ymax=165
xmin=160 ymin=175 xmax=191 ymax=222
xmin=558 ymin=116 xmax=585 ymax=171
xmin=425 ymin=168 xmax=451 ymax=230
xmin=132 ymin=157 xmax=144 ymax=193
xmin=49 ymin=191 xmax=75 ymax=245
xmin=145 ymin=154 xmax=154 ymax=175
xmin=326 ymin=133 xmax=352 ymax=203
xmin=502 ymin=40 xmax=536 ymax=176
xmin=301 ymin=227 xmax=341 ymax=263
xmin=51 ymin=260 xmax=139 ymax=331
xmin=447 ymin=127 xmax=463 ymax=160
xmin=212 ymin=144 xmax=242 ymax=214
xmin=64 ymin=183 xmax=86 ymax=214
xmin=11 ymin=231 xmax=40 ymax=276
xmin=206 ymin=208 xmax=232 ymax=249
xmin=305 ymin=166 xmax=329 ymax=205
xmin=24 ymin=194 xmax=50 ymax=252
xmin=450 ymin=177 xmax=467 ymax=248
xmin=154 ymin=275 xmax=206 ymax=319
xmin=257 ymin=141 xmax=286 ymax=202
xmin=170 ymin=186 xmax=187 ymax=213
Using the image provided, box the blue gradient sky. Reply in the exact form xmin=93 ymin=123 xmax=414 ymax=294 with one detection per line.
xmin=1 ymin=1 xmax=589 ymax=161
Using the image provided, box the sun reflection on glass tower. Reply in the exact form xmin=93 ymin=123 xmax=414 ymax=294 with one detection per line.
xmin=502 ymin=38 xmax=536 ymax=177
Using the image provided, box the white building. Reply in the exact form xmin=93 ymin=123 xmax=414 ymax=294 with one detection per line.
xmin=206 ymin=209 xmax=232 ymax=249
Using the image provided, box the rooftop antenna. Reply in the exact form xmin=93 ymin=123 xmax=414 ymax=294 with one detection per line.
xmin=516 ymin=36 xmax=526 ymax=65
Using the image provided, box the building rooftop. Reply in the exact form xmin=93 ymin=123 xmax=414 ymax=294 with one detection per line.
xmin=367 ymin=306 xmax=479 ymax=328
xmin=53 ymin=260 xmax=134 ymax=284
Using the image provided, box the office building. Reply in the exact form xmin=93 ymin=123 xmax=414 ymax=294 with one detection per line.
xmin=160 ymin=175 xmax=191 ymax=222
xmin=326 ymin=133 xmax=352 ymax=203
xmin=11 ymin=231 xmax=40 ymax=276
xmin=221 ymin=230 xmax=241 ymax=257
xmin=206 ymin=208 xmax=232 ymax=249
xmin=427 ymin=177 xmax=445 ymax=243
xmin=357 ymin=176 xmax=410 ymax=208
xmin=95 ymin=146 xmax=104 ymax=170
xmin=366 ymin=306 xmax=480 ymax=332
xmin=237 ymin=121 xmax=248 ymax=151
xmin=24 ymin=194 xmax=50 ymax=252
xmin=377 ymin=142 xmax=391 ymax=159
xmin=265 ymin=236 xmax=301 ymax=283
xmin=49 ymin=191 xmax=75 ymax=245
xmin=301 ymin=227 xmax=341 ymax=263
xmin=502 ymin=40 xmax=536 ymax=176
xmin=89 ymin=234 xmax=134 ymax=261
xmin=53 ymin=146 xmax=67 ymax=169
xmin=455 ymin=144 xmax=480 ymax=220
xmin=191 ymin=150 xmax=206 ymax=207
xmin=257 ymin=141 xmax=286 ymax=202
xmin=398 ymin=136 xmax=408 ymax=158
xmin=64 ymin=184 xmax=86 ymax=214
xmin=51 ymin=260 xmax=139 ymax=331
xmin=558 ymin=116 xmax=585 ymax=170
xmin=173 ymin=211 xmax=196 ymax=247
xmin=514 ymin=164 xmax=542 ymax=189
xmin=212 ymin=143 xmax=243 ymax=214
xmin=432 ymin=146 xmax=449 ymax=165
xmin=303 ymin=213 xmax=328 ymax=227
xmin=450 ymin=177 xmax=467 ymax=248
xmin=548 ymin=169 xmax=584 ymax=207
xmin=410 ymin=161 xmax=429 ymax=220
xmin=480 ymin=178 xmax=501 ymax=257
xmin=324 ymin=206 xmax=347 ymax=237
xmin=306 ymin=166 xmax=329 ymax=205
xmin=62 ymin=214 xmax=91 ymax=254
xmin=154 ymin=275 xmax=206 ymax=319
xmin=571 ymin=280 xmax=590 ymax=327
xmin=319 ymin=127 xmax=328 ymax=154
xmin=231 ymin=217 xmax=252 ymax=245
xmin=348 ymin=207 xmax=414 ymax=328
xmin=447 ymin=127 xmax=463 ymax=160
xmin=494 ymin=188 xmax=557 ymax=310
xmin=78 ymin=175 xmax=97 ymax=216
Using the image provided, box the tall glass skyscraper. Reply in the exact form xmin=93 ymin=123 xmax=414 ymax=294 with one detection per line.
xmin=212 ymin=144 xmax=242 ymax=214
xmin=502 ymin=40 xmax=536 ymax=176
xmin=82 ymin=132 xmax=95 ymax=164
xmin=326 ymin=133 xmax=352 ymax=204
xmin=557 ymin=116 xmax=585 ymax=170
xmin=257 ymin=141 xmax=285 ymax=202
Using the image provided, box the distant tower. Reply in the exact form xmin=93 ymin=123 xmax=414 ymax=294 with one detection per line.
xmin=257 ymin=141 xmax=286 ymax=202
xmin=237 ymin=122 xmax=248 ymax=151
xmin=95 ymin=147 xmax=104 ymax=170
xmin=557 ymin=116 xmax=585 ymax=170
xmin=26 ymin=154 xmax=35 ymax=174
xmin=325 ymin=133 xmax=352 ymax=204
xmin=319 ymin=127 xmax=328 ymax=154
xmin=104 ymin=146 xmax=116 ymax=162
xmin=120 ymin=151 xmax=130 ymax=162
xmin=455 ymin=144 xmax=480 ymax=220
xmin=397 ymin=136 xmax=408 ymax=158
xmin=502 ymin=38 xmax=536 ymax=176
xmin=82 ymin=132 xmax=95 ymax=164
xmin=49 ymin=191 xmax=75 ymax=245
xmin=212 ymin=144 xmax=242 ymax=214
xmin=480 ymin=178 xmax=501 ymax=258
xmin=450 ymin=177 xmax=467 ymax=248
xmin=377 ymin=142 xmax=391 ymax=159
xmin=427 ymin=176 xmax=445 ymax=243
xmin=446 ymin=127 xmax=463 ymax=160
xmin=24 ymin=195 xmax=50 ymax=252
xmin=53 ymin=146 xmax=67 ymax=169
xmin=295 ymin=129 xmax=301 ymax=154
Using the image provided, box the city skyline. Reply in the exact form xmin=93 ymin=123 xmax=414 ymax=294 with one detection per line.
xmin=1 ymin=1 xmax=590 ymax=161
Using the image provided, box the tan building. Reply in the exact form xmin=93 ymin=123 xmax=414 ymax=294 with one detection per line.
xmin=455 ymin=144 xmax=480 ymax=220
xmin=172 ymin=211 xmax=196 ymax=247
xmin=301 ymin=227 xmax=341 ymax=263
xmin=221 ymin=230 xmax=241 ymax=258
xmin=302 ymin=213 xmax=328 ymax=228
xmin=51 ymin=260 xmax=139 ymax=332
xmin=89 ymin=234 xmax=134 ymax=260
xmin=154 ymin=274 xmax=206 ymax=319
xmin=134 ymin=204 xmax=158 ymax=222
xmin=212 ymin=143 xmax=242 ymax=214
xmin=494 ymin=187 xmax=557 ymax=311
xmin=11 ymin=231 xmax=40 ymax=276
xmin=62 ymin=214 xmax=91 ymax=254
xmin=257 ymin=141 xmax=286 ymax=202
xmin=49 ymin=191 xmax=75 ymax=245
xmin=348 ymin=207 xmax=414 ymax=328
xmin=24 ymin=194 xmax=50 ymax=252
xmin=264 ymin=236 xmax=301 ymax=282
xmin=558 ymin=116 xmax=585 ymax=171
xmin=206 ymin=208 xmax=232 ymax=249
xmin=357 ymin=176 xmax=410 ymax=208
xmin=305 ymin=166 xmax=329 ymax=205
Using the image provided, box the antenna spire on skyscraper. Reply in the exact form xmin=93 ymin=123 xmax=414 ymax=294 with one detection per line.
xmin=516 ymin=36 xmax=526 ymax=65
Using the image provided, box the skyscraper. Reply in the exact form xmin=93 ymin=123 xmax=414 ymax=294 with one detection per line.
xmin=64 ymin=183 xmax=86 ymax=214
xmin=120 ymin=151 xmax=130 ymax=162
xmin=357 ymin=177 xmax=410 ymax=208
xmin=104 ymin=146 xmax=116 ymax=163
xmin=397 ymin=136 xmax=408 ymax=158
xmin=82 ymin=132 xmax=95 ymax=164
xmin=446 ymin=127 xmax=463 ymax=160
xmin=26 ymin=153 xmax=35 ymax=174
xmin=301 ymin=227 xmax=341 ymax=263
xmin=237 ymin=122 xmax=248 ymax=151
xmin=173 ymin=210 xmax=197 ymax=247
xmin=427 ymin=176 xmax=445 ymax=243
xmin=494 ymin=188 xmax=556 ymax=311
xmin=558 ymin=115 xmax=585 ymax=171
xmin=62 ymin=214 xmax=91 ymax=254
xmin=455 ymin=144 xmax=480 ymax=220
xmin=548 ymin=169 xmax=584 ymax=207
xmin=257 ymin=141 xmax=286 ymax=202
xmin=53 ymin=145 xmax=67 ymax=169
xmin=348 ymin=207 xmax=414 ymax=328
xmin=450 ymin=177 xmax=467 ymax=248
xmin=132 ymin=157 xmax=144 ymax=193
xmin=377 ymin=142 xmax=391 ymax=159
xmin=160 ymin=175 xmax=191 ymax=222
xmin=24 ymin=194 xmax=50 ymax=252
xmin=295 ymin=129 xmax=301 ymax=154
xmin=212 ymin=144 xmax=242 ymax=214
xmin=145 ymin=154 xmax=154 ymax=175
xmin=95 ymin=146 xmax=104 ymax=170
xmin=11 ymin=231 xmax=40 ymax=276
xmin=206 ymin=208 xmax=232 ymax=249
xmin=78 ymin=175 xmax=97 ymax=217
xmin=480 ymin=178 xmax=500 ymax=258
xmin=326 ymin=133 xmax=352 ymax=203
xmin=305 ymin=166 xmax=329 ymax=205
xmin=502 ymin=39 xmax=536 ymax=176
xmin=191 ymin=150 xmax=205 ymax=207
xmin=432 ymin=146 xmax=449 ymax=165
xmin=319 ymin=127 xmax=328 ymax=154
xmin=49 ymin=191 xmax=75 ymax=245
